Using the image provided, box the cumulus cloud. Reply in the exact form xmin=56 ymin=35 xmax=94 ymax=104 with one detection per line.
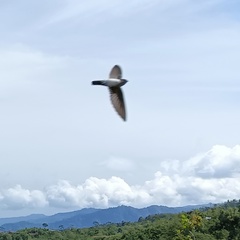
xmin=1 ymin=185 xmax=47 ymax=210
xmin=0 ymin=145 xmax=240 ymax=212
xmin=181 ymin=145 xmax=240 ymax=178
xmin=46 ymin=177 xmax=149 ymax=209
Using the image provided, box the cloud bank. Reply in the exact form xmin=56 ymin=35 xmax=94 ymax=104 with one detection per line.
xmin=1 ymin=145 xmax=240 ymax=212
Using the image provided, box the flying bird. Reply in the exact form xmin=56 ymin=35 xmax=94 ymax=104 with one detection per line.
xmin=92 ymin=65 xmax=128 ymax=121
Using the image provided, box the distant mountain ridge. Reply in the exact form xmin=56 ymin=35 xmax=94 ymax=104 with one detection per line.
xmin=0 ymin=204 xmax=213 ymax=231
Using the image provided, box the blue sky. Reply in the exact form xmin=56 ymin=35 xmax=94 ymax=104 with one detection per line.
xmin=0 ymin=0 xmax=240 ymax=217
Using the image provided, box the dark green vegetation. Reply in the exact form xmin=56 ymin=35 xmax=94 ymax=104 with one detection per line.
xmin=1 ymin=200 xmax=240 ymax=240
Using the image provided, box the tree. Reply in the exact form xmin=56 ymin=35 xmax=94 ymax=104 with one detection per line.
xmin=59 ymin=224 xmax=64 ymax=231
xmin=175 ymin=212 xmax=203 ymax=240
xmin=42 ymin=222 xmax=48 ymax=228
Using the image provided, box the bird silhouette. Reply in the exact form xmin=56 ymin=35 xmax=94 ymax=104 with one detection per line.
xmin=92 ymin=65 xmax=128 ymax=121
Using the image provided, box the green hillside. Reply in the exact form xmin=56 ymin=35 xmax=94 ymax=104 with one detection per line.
xmin=1 ymin=200 xmax=240 ymax=240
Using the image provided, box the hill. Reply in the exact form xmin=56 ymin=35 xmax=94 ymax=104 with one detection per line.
xmin=0 ymin=204 xmax=210 ymax=231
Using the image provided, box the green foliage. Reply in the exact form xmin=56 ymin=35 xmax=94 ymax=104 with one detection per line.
xmin=1 ymin=199 xmax=240 ymax=239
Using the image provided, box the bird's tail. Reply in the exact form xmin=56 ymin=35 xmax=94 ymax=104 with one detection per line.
xmin=92 ymin=80 xmax=105 ymax=86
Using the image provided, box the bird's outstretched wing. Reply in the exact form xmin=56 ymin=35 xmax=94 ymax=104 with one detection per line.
xmin=109 ymin=87 xmax=126 ymax=121
xmin=109 ymin=65 xmax=122 ymax=79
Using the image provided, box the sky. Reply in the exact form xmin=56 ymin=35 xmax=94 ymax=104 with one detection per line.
xmin=0 ymin=0 xmax=240 ymax=217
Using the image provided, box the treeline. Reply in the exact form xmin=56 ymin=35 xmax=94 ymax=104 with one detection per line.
xmin=1 ymin=199 xmax=240 ymax=240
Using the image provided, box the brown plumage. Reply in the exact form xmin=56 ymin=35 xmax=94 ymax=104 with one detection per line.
xmin=109 ymin=65 xmax=122 ymax=79
xmin=109 ymin=86 xmax=126 ymax=121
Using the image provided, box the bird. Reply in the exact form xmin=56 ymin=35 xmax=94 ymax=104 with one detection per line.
xmin=92 ymin=65 xmax=128 ymax=121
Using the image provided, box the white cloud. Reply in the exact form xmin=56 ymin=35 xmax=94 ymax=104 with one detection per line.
xmin=182 ymin=145 xmax=240 ymax=178
xmin=46 ymin=177 xmax=149 ymax=208
xmin=0 ymin=145 xmax=240 ymax=212
xmin=46 ymin=180 xmax=85 ymax=208
xmin=1 ymin=185 xmax=47 ymax=210
xmin=157 ymin=145 xmax=240 ymax=178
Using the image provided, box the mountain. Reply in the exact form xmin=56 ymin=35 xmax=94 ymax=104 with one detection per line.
xmin=0 ymin=214 xmax=46 ymax=226
xmin=30 ymin=208 xmax=100 ymax=224
xmin=0 ymin=204 xmax=212 ymax=231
